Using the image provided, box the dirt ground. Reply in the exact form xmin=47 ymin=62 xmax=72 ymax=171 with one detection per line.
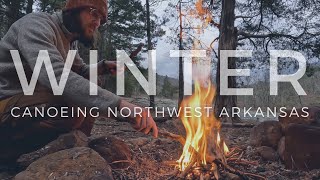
xmin=0 ymin=96 xmax=320 ymax=180
xmin=92 ymin=116 xmax=320 ymax=180
xmin=1 ymin=120 xmax=320 ymax=180
xmin=94 ymin=96 xmax=320 ymax=180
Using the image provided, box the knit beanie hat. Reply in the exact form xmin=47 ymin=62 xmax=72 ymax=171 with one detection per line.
xmin=64 ymin=0 xmax=107 ymax=24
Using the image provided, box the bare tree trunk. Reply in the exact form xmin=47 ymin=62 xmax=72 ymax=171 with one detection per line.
xmin=26 ymin=0 xmax=34 ymax=14
xmin=146 ymin=0 xmax=155 ymax=108
xmin=215 ymin=0 xmax=239 ymax=123
xmin=178 ymin=0 xmax=184 ymax=107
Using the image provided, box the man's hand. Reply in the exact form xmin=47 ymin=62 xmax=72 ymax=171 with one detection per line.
xmin=104 ymin=61 xmax=125 ymax=75
xmin=119 ymin=100 xmax=158 ymax=138
xmin=104 ymin=43 xmax=144 ymax=75
xmin=129 ymin=43 xmax=144 ymax=58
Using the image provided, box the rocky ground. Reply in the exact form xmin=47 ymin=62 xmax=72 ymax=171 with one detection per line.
xmin=90 ymin=118 xmax=320 ymax=180
xmin=0 ymin=97 xmax=320 ymax=180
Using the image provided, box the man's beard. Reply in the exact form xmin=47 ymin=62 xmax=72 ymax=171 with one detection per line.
xmin=62 ymin=10 xmax=98 ymax=48
xmin=78 ymin=29 xmax=96 ymax=48
xmin=73 ymin=15 xmax=97 ymax=48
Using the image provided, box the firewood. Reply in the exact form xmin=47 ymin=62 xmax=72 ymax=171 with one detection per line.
xmin=213 ymin=159 xmax=250 ymax=180
xmin=211 ymin=163 xmax=220 ymax=180
xmin=158 ymin=129 xmax=185 ymax=145
xmin=157 ymin=129 xmax=266 ymax=180
xmin=162 ymin=160 xmax=178 ymax=166
xmin=178 ymin=153 xmax=199 ymax=178
xmin=216 ymin=159 xmax=267 ymax=180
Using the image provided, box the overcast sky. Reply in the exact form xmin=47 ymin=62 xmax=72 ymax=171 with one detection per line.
xmin=140 ymin=0 xmax=220 ymax=79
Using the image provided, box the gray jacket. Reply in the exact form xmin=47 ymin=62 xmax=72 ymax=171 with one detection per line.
xmin=0 ymin=12 xmax=121 ymax=112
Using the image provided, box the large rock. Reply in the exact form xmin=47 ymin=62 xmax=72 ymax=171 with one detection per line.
xmin=256 ymin=146 xmax=279 ymax=161
xmin=14 ymin=147 xmax=113 ymax=180
xmin=89 ymin=136 xmax=132 ymax=169
xmin=17 ymin=130 xmax=88 ymax=168
xmin=249 ymin=121 xmax=282 ymax=149
xmin=283 ymin=124 xmax=320 ymax=170
xmin=278 ymin=107 xmax=320 ymax=132
xmin=44 ymin=130 xmax=88 ymax=152
xmin=277 ymin=136 xmax=285 ymax=161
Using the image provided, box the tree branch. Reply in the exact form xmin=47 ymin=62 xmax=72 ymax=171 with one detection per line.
xmin=258 ymin=1 xmax=263 ymax=31
xmin=209 ymin=20 xmax=220 ymax=28
xmin=237 ymin=31 xmax=304 ymax=41
xmin=235 ymin=15 xmax=257 ymax=19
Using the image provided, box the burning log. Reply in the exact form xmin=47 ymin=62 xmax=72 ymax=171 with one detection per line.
xmin=178 ymin=151 xmax=199 ymax=178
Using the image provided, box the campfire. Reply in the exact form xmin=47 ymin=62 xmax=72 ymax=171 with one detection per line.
xmin=176 ymin=80 xmax=230 ymax=178
xmin=177 ymin=81 xmax=228 ymax=171
xmin=156 ymin=1 xmax=267 ymax=179
xmin=159 ymin=80 xmax=266 ymax=179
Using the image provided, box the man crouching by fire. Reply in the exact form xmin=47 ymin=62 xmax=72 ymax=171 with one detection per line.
xmin=0 ymin=0 xmax=158 ymax=163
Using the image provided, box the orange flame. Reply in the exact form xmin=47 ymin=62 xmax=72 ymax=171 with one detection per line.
xmin=188 ymin=0 xmax=213 ymax=27
xmin=217 ymin=132 xmax=221 ymax=144
xmin=177 ymin=81 xmax=223 ymax=170
xmin=217 ymin=132 xmax=229 ymax=155
xmin=223 ymin=142 xmax=230 ymax=155
xmin=176 ymin=0 xmax=229 ymax=171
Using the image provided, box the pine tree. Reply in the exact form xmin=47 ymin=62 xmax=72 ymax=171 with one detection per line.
xmin=161 ymin=76 xmax=175 ymax=98
xmin=101 ymin=0 xmax=164 ymax=97
xmin=213 ymin=0 xmax=320 ymax=122
xmin=38 ymin=0 xmax=65 ymax=13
